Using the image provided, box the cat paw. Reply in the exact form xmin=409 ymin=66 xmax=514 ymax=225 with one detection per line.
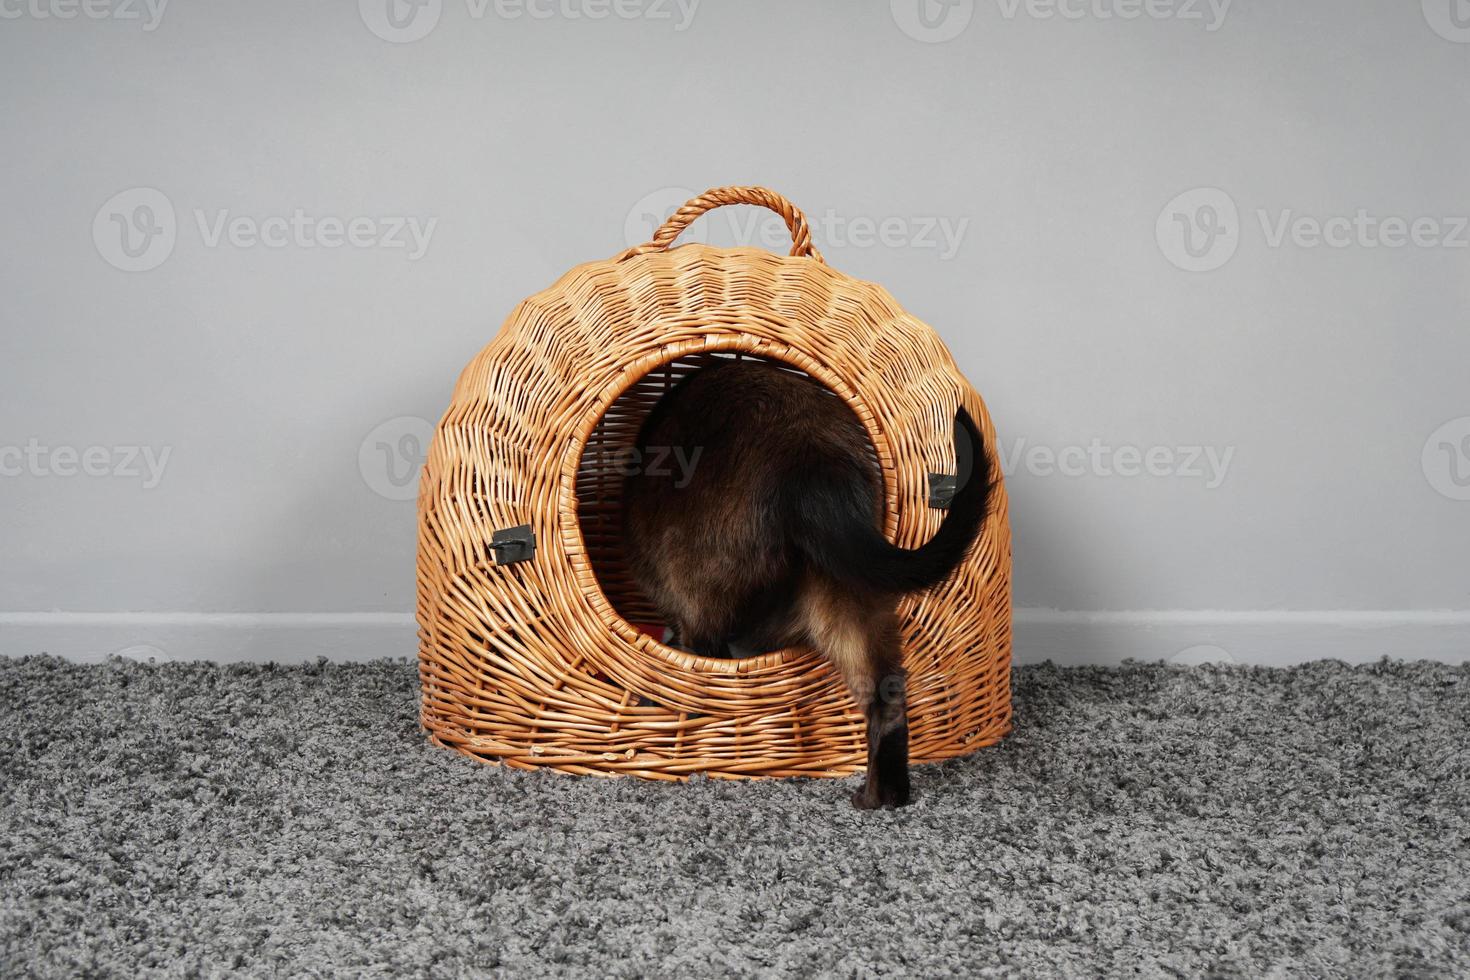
xmin=850 ymin=782 xmax=911 ymax=810
xmin=883 ymin=780 xmax=911 ymax=808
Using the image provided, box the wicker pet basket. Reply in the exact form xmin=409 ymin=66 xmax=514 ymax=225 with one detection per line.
xmin=416 ymin=186 xmax=1012 ymax=780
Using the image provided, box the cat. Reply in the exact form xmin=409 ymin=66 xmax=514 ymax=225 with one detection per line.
xmin=621 ymin=358 xmax=993 ymax=809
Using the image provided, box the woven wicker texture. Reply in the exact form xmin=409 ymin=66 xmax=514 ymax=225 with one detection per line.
xmin=416 ymin=186 xmax=1012 ymax=780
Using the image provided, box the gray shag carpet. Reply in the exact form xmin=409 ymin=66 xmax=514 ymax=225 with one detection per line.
xmin=2 ymin=657 xmax=1468 ymax=978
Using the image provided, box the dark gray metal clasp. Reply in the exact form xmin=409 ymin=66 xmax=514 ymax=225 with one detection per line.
xmin=928 ymin=473 xmax=957 ymax=509
xmin=490 ymin=524 xmax=536 ymax=565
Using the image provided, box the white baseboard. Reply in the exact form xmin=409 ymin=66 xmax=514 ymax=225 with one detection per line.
xmin=0 ymin=613 xmax=418 ymax=665
xmin=0 ymin=610 xmax=1466 ymax=666
xmin=1012 ymin=609 xmax=1470 ymax=666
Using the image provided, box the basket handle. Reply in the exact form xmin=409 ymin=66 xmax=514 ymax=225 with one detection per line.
xmin=621 ymin=186 xmax=825 ymax=263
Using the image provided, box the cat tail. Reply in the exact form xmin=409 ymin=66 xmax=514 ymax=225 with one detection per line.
xmin=787 ymin=406 xmax=994 ymax=597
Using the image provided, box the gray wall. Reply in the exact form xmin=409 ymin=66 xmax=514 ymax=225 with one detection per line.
xmin=2 ymin=0 xmax=1467 ymax=663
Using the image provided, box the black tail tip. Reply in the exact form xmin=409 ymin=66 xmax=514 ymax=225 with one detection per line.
xmin=952 ymin=403 xmax=988 ymax=489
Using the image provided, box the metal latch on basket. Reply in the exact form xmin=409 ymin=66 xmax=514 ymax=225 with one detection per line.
xmin=928 ymin=473 xmax=957 ymax=509
xmin=490 ymin=524 xmax=536 ymax=565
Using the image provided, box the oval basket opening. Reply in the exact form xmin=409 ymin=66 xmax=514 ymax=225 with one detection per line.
xmin=573 ymin=350 xmax=885 ymax=662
